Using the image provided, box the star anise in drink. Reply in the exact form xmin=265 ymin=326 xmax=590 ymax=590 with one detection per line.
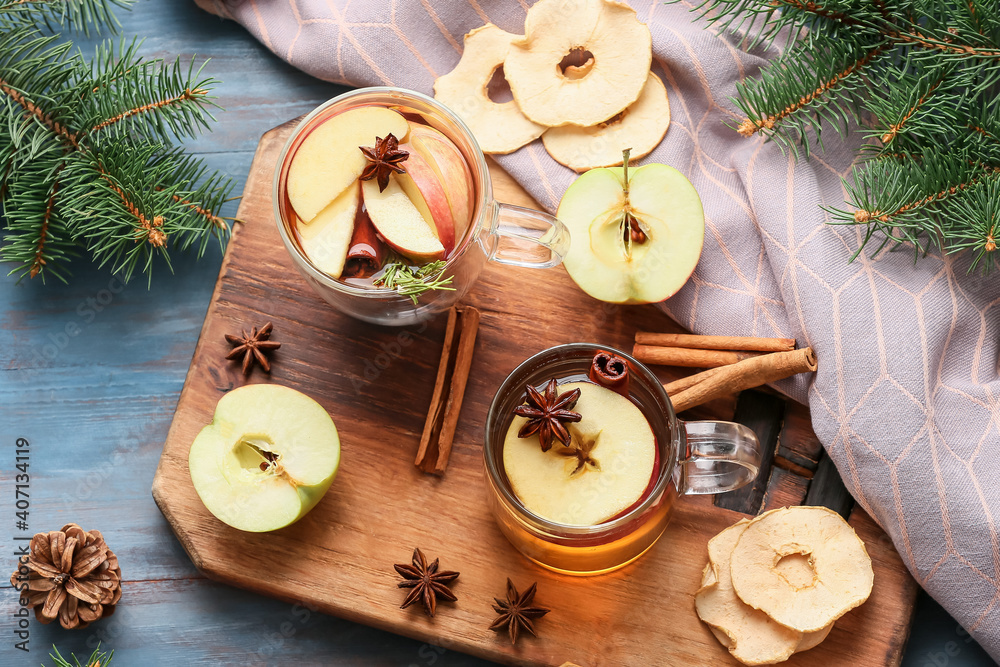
xmin=514 ymin=379 xmax=582 ymax=451
xmin=489 ymin=578 xmax=550 ymax=645
xmin=393 ymin=548 xmax=459 ymax=617
xmin=359 ymin=133 xmax=409 ymax=192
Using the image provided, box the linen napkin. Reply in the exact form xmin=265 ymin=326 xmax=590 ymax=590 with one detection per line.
xmin=195 ymin=0 xmax=1000 ymax=657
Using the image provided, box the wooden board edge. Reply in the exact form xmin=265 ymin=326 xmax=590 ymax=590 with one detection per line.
xmin=151 ymin=122 xmax=297 ymax=569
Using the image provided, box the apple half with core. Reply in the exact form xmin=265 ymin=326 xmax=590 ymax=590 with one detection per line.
xmin=557 ymin=150 xmax=705 ymax=304
xmin=188 ymin=384 xmax=341 ymax=532
xmin=503 ymin=381 xmax=656 ymax=526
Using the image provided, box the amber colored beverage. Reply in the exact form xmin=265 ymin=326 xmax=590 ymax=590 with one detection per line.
xmin=279 ymin=103 xmax=478 ymax=287
xmin=485 ymin=344 xmax=762 ymax=575
xmin=273 ymin=88 xmax=570 ymax=327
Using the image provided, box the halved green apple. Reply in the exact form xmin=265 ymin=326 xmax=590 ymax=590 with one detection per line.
xmin=503 ymin=381 xmax=656 ymax=526
xmin=287 ymin=106 xmax=409 ymax=222
xmin=557 ymin=154 xmax=705 ymax=304
xmin=188 ymin=384 xmax=341 ymax=532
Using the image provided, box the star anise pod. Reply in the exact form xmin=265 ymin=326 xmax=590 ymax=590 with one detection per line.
xmin=10 ymin=524 xmax=122 ymax=630
xmin=360 ymin=133 xmax=409 ymax=192
xmin=490 ymin=578 xmax=550 ymax=645
xmin=514 ymin=379 xmax=582 ymax=452
xmin=393 ymin=548 xmax=459 ymax=617
xmin=225 ymin=322 xmax=281 ymax=375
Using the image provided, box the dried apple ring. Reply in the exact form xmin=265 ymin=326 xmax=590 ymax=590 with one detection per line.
xmin=542 ymin=72 xmax=670 ymax=172
xmin=505 ymin=0 xmax=652 ymax=128
xmin=730 ymin=506 xmax=874 ymax=634
xmin=696 ymin=519 xmax=804 ymax=665
xmin=433 ymin=24 xmax=546 ymax=155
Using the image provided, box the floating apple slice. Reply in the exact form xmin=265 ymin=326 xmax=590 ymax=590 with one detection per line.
xmin=407 ymin=123 xmax=474 ymax=243
xmin=362 ymin=177 xmax=445 ymax=263
xmin=557 ymin=153 xmax=704 ymax=304
xmin=297 ymin=183 xmax=359 ymax=278
xmin=396 ymin=147 xmax=456 ymax=253
xmin=188 ymin=384 xmax=341 ymax=533
xmin=503 ymin=381 xmax=656 ymax=526
xmin=287 ymin=106 xmax=409 ymax=222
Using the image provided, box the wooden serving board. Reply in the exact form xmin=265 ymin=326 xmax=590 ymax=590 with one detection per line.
xmin=152 ymin=120 xmax=917 ymax=666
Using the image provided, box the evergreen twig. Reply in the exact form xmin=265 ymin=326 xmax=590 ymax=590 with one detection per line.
xmin=684 ymin=0 xmax=1000 ymax=269
xmin=47 ymin=642 xmax=113 ymax=667
xmin=0 ymin=0 xmax=234 ymax=283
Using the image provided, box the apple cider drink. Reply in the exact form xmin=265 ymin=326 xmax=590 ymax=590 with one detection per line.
xmin=279 ymin=103 xmax=476 ymax=301
xmin=486 ymin=347 xmax=679 ymax=575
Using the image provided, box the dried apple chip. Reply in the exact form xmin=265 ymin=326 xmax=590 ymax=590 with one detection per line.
xmin=505 ymin=0 xmax=652 ymax=128
xmin=730 ymin=506 xmax=874 ymax=634
xmin=696 ymin=519 xmax=803 ymax=665
xmin=542 ymin=72 xmax=670 ymax=172
xmin=433 ymin=24 xmax=546 ymax=155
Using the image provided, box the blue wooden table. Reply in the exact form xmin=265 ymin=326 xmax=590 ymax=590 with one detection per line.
xmin=0 ymin=2 xmax=994 ymax=665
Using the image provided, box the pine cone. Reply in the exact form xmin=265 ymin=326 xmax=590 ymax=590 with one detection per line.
xmin=10 ymin=524 xmax=121 ymax=629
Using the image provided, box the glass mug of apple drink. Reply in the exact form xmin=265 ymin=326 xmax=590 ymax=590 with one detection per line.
xmin=274 ymin=88 xmax=570 ymax=326
xmin=485 ymin=343 xmax=762 ymax=575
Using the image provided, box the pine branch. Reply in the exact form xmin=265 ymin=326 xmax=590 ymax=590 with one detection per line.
xmin=0 ymin=2 xmax=234 ymax=283
xmin=47 ymin=642 xmax=113 ymax=667
xmin=735 ymin=34 xmax=887 ymax=154
xmin=80 ymin=39 xmax=221 ymax=143
xmin=684 ymin=0 xmax=1000 ymax=269
xmin=3 ymin=150 xmax=77 ymax=282
xmin=0 ymin=0 xmax=130 ymax=36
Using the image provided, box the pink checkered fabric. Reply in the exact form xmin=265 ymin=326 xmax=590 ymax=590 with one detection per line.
xmin=197 ymin=0 xmax=1000 ymax=655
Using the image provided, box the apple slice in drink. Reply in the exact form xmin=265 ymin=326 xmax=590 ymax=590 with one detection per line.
xmin=362 ymin=177 xmax=445 ymax=263
xmin=557 ymin=157 xmax=705 ymax=304
xmin=503 ymin=381 xmax=656 ymax=526
xmin=407 ymin=123 xmax=474 ymax=242
xmin=297 ymin=183 xmax=359 ymax=279
xmin=188 ymin=384 xmax=341 ymax=533
xmin=396 ymin=148 xmax=455 ymax=253
xmin=287 ymin=106 xmax=409 ymax=222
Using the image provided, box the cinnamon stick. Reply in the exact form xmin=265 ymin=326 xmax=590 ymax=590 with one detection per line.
xmin=341 ymin=194 xmax=386 ymax=279
xmin=662 ymin=366 xmax=726 ymax=395
xmin=434 ymin=306 xmax=480 ymax=474
xmin=632 ymin=344 xmax=762 ymax=368
xmin=414 ymin=306 xmax=481 ymax=475
xmin=635 ymin=332 xmax=796 ymax=353
xmin=414 ymin=308 xmax=457 ymax=470
xmin=668 ymin=348 xmax=817 ymax=413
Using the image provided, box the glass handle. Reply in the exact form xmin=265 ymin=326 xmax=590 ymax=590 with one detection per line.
xmin=679 ymin=421 xmax=762 ymax=495
xmin=486 ymin=202 xmax=571 ymax=269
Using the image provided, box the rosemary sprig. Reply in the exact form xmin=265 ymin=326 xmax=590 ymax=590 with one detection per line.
xmin=373 ymin=259 xmax=455 ymax=304
xmin=47 ymin=643 xmax=113 ymax=667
